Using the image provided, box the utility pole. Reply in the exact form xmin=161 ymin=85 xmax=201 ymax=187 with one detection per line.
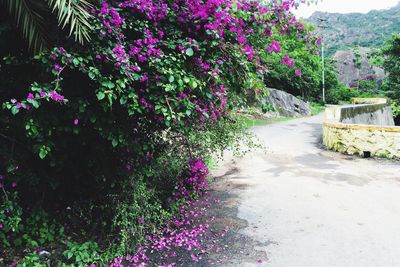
xmin=317 ymin=18 xmax=327 ymax=103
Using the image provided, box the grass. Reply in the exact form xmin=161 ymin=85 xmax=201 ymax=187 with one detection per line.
xmin=242 ymin=116 xmax=292 ymax=128
xmin=310 ymin=102 xmax=325 ymax=115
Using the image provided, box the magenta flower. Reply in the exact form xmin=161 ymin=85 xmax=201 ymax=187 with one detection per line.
xmin=281 ymin=54 xmax=295 ymax=68
xmin=54 ymin=64 xmax=63 ymax=71
xmin=295 ymin=69 xmax=302 ymax=77
xmin=11 ymin=181 xmax=17 ymax=188
xmin=267 ymin=40 xmax=281 ymax=53
xmin=73 ymin=118 xmax=79 ymax=125
xmin=27 ymin=93 xmax=35 ymax=100
xmin=0 ymin=224 xmax=3 ymax=229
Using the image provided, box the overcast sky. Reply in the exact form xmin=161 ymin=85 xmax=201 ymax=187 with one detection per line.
xmin=293 ymin=0 xmax=400 ymax=18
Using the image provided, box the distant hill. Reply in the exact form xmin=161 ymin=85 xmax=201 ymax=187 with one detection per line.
xmin=304 ymin=3 xmax=400 ymax=56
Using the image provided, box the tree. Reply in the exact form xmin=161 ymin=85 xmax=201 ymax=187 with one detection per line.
xmin=0 ymin=0 xmax=94 ymax=53
xmin=382 ymin=33 xmax=400 ymax=100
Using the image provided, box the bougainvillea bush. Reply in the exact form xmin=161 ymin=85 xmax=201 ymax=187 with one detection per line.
xmin=0 ymin=0 xmax=320 ymax=265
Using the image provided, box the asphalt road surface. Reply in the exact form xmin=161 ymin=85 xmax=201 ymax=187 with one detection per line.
xmin=210 ymin=114 xmax=400 ymax=267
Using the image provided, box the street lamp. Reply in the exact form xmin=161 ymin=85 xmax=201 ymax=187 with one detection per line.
xmin=317 ymin=18 xmax=327 ymax=103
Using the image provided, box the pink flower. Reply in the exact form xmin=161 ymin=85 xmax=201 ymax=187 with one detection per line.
xmin=295 ymin=69 xmax=302 ymax=77
xmin=281 ymin=54 xmax=295 ymax=68
xmin=73 ymin=118 xmax=79 ymax=125
xmin=11 ymin=181 xmax=17 ymax=188
xmin=54 ymin=64 xmax=63 ymax=71
xmin=0 ymin=224 xmax=3 ymax=229
xmin=267 ymin=40 xmax=281 ymax=53
xmin=27 ymin=93 xmax=35 ymax=100
xmin=257 ymin=259 xmax=263 ymax=264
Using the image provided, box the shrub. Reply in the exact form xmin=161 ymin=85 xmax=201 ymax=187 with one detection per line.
xmin=0 ymin=0 xmax=318 ymax=264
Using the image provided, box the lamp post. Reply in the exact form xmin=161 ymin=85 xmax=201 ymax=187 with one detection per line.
xmin=317 ymin=18 xmax=327 ymax=103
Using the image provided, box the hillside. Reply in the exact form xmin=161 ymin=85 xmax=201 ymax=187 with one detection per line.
xmin=305 ymin=3 xmax=400 ymax=56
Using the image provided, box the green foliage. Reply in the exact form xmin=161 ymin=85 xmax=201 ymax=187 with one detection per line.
xmin=358 ymin=79 xmax=379 ymax=94
xmin=382 ymin=33 xmax=400 ymax=100
xmin=353 ymin=49 xmax=362 ymax=69
xmin=391 ymin=100 xmax=400 ymax=118
xmin=1 ymin=0 xmax=49 ymax=52
xmin=0 ymin=192 xmax=23 ymax=248
xmin=260 ymin=24 xmax=323 ymax=100
xmin=0 ymin=0 xmax=94 ymax=52
xmin=47 ymin=0 xmax=93 ymax=44
xmin=0 ymin=0 xmax=317 ymax=264
xmin=310 ymin=102 xmax=325 ymax=115
xmin=63 ymin=241 xmax=101 ymax=266
xmin=112 ymin=178 xmax=171 ymax=254
xmin=368 ymin=49 xmax=384 ymax=67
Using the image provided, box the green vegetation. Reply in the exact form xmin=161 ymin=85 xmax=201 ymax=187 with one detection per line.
xmin=242 ymin=116 xmax=292 ymax=128
xmin=380 ymin=33 xmax=400 ymax=124
xmin=305 ymin=3 xmax=400 ymax=56
xmin=310 ymin=102 xmax=325 ymax=115
xmin=382 ymin=34 xmax=400 ymax=100
xmin=0 ymin=0 xmax=323 ymax=265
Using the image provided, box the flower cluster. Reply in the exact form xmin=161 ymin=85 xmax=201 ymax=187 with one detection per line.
xmin=281 ymin=54 xmax=295 ymax=68
xmin=267 ymin=40 xmax=281 ymax=53
xmin=173 ymin=159 xmax=210 ymax=200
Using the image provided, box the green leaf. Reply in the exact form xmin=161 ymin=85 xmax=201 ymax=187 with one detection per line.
xmin=168 ymin=76 xmax=175 ymax=83
xmin=39 ymin=148 xmax=48 ymax=159
xmin=88 ymin=71 xmax=96 ymax=80
xmin=72 ymin=58 xmax=80 ymax=66
xmin=120 ymin=97 xmax=127 ymax=105
xmin=11 ymin=106 xmax=19 ymax=115
xmin=47 ymin=0 xmax=94 ymax=44
xmin=186 ymin=48 xmax=194 ymax=56
xmin=112 ymin=139 xmax=118 ymax=147
xmin=2 ymin=0 xmax=49 ymax=53
xmin=96 ymin=91 xmax=105 ymax=100
xmin=189 ymin=80 xmax=198 ymax=89
xmin=101 ymin=81 xmax=115 ymax=89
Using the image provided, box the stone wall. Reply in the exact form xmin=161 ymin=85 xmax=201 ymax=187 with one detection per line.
xmin=323 ymin=122 xmax=400 ymax=159
xmin=323 ymin=98 xmax=400 ymax=159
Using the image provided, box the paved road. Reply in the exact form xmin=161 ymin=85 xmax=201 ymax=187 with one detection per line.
xmin=211 ymin=114 xmax=400 ymax=267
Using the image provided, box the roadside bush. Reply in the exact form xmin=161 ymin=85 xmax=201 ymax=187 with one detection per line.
xmin=0 ymin=0 xmax=318 ymax=264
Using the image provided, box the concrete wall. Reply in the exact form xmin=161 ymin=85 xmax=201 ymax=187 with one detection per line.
xmin=323 ymin=98 xmax=400 ymax=159
xmin=325 ymin=103 xmax=395 ymax=126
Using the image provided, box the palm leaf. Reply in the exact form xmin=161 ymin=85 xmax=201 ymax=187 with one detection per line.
xmin=1 ymin=0 xmax=50 ymax=53
xmin=47 ymin=0 xmax=94 ymax=44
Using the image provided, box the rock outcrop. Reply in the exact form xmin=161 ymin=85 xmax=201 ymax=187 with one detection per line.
xmin=333 ymin=48 xmax=385 ymax=87
xmin=265 ymin=88 xmax=311 ymax=117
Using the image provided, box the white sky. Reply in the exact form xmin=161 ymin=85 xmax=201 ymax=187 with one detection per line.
xmin=293 ymin=0 xmax=400 ymax=18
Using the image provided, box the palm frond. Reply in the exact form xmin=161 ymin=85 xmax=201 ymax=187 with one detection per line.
xmin=1 ymin=0 xmax=50 ymax=53
xmin=47 ymin=0 xmax=94 ymax=44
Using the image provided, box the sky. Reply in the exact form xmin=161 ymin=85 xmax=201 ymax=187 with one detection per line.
xmin=293 ymin=0 xmax=400 ymax=18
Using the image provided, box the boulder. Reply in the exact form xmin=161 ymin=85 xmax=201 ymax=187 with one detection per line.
xmin=265 ymin=88 xmax=311 ymax=117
